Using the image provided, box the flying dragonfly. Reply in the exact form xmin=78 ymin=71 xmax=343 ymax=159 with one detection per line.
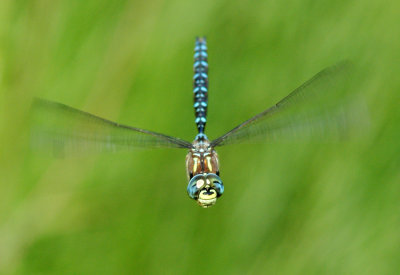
xmin=31 ymin=37 xmax=356 ymax=208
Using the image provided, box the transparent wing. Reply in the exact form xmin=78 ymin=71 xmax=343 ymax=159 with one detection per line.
xmin=211 ymin=61 xmax=363 ymax=147
xmin=31 ymin=98 xmax=192 ymax=155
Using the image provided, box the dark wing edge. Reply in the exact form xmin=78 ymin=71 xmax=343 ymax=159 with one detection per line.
xmin=210 ymin=61 xmax=356 ymax=147
xmin=31 ymin=98 xmax=193 ymax=154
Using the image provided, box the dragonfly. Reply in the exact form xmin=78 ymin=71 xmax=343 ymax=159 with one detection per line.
xmin=31 ymin=37 xmax=354 ymax=208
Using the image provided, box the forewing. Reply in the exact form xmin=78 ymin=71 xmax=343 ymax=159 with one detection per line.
xmin=211 ymin=61 xmax=365 ymax=147
xmin=31 ymin=98 xmax=192 ymax=155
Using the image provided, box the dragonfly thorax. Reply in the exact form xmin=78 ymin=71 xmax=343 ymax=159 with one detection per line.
xmin=185 ymin=139 xmax=219 ymax=179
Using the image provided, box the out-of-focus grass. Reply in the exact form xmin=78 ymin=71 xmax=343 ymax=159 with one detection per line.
xmin=0 ymin=0 xmax=399 ymax=274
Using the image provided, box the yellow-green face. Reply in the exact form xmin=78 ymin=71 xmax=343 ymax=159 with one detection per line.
xmin=187 ymin=173 xmax=224 ymax=208
xmin=198 ymin=188 xmax=218 ymax=208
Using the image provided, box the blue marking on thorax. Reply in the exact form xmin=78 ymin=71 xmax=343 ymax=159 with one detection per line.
xmin=193 ymin=73 xmax=207 ymax=80
xmin=194 ymin=45 xmax=207 ymax=51
xmin=194 ymin=61 xmax=208 ymax=68
xmin=195 ymin=117 xmax=206 ymax=123
xmin=194 ymin=51 xmax=208 ymax=58
xmin=195 ymin=133 xmax=208 ymax=141
xmin=201 ymin=117 xmax=206 ymax=122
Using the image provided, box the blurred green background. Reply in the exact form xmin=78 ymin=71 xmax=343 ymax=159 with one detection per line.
xmin=0 ymin=0 xmax=399 ymax=274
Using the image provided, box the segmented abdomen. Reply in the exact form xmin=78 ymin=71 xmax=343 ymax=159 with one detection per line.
xmin=193 ymin=37 xmax=208 ymax=134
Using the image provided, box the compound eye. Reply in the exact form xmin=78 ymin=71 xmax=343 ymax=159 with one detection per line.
xmin=206 ymin=174 xmax=224 ymax=197
xmin=187 ymin=174 xmax=206 ymax=199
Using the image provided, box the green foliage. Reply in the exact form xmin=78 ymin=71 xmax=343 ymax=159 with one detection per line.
xmin=0 ymin=0 xmax=399 ymax=274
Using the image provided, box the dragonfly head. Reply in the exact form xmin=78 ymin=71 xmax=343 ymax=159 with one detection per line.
xmin=187 ymin=173 xmax=224 ymax=208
